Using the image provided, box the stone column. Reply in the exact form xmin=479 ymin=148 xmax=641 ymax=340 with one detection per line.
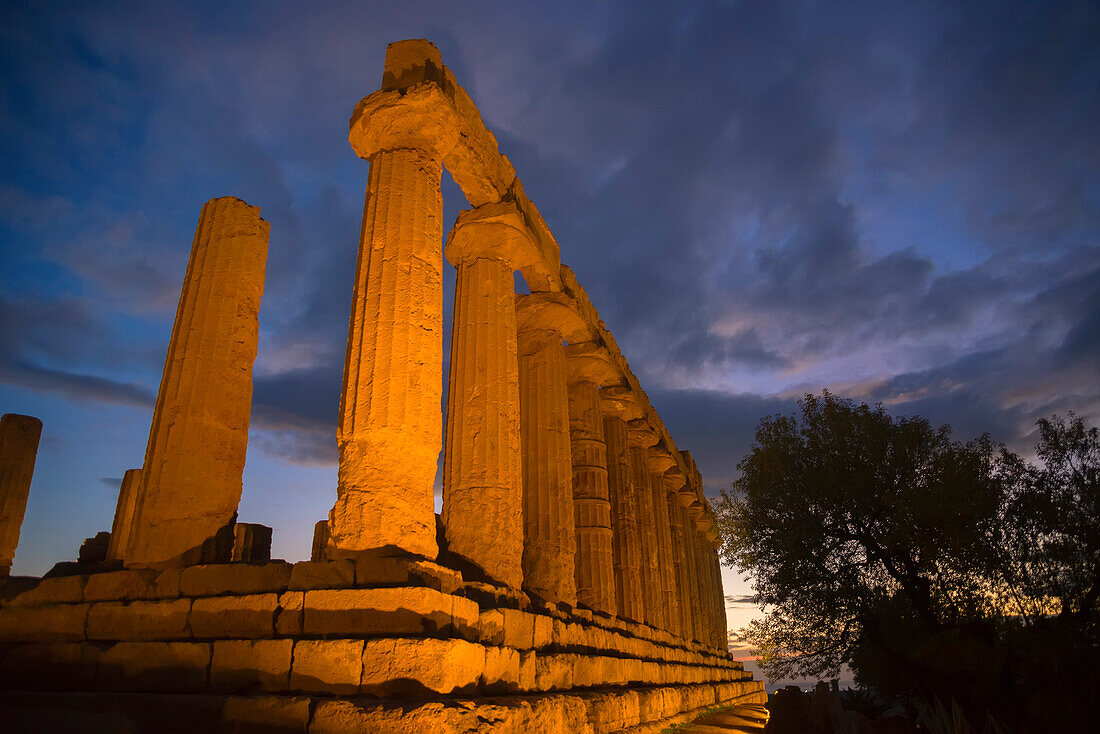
xmin=441 ymin=204 xmax=540 ymax=588
xmin=106 ymin=468 xmax=142 ymax=562
xmin=709 ymin=535 xmax=728 ymax=650
xmin=681 ymin=503 xmax=704 ymax=642
xmin=665 ymin=485 xmax=690 ymax=638
xmin=0 ymin=414 xmax=42 ymax=577
xmin=330 ymin=48 xmax=460 ymax=559
xmin=516 ymin=293 xmax=588 ymax=605
xmin=627 ymin=420 xmax=663 ymax=630
xmin=601 ymin=387 xmax=645 ymax=623
xmin=125 ymin=197 xmax=268 ymax=567
xmin=566 ymin=342 xmax=620 ymax=614
xmin=647 ymin=447 xmax=680 ymax=635
xmin=693 ymin=522 xmax=716 ymax=647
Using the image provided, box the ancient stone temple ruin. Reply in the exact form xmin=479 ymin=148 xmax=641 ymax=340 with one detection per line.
xmin=0 ymin=40 xmax=764 ymax=732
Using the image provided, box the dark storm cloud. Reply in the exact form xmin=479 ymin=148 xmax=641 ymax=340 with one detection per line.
xmin=1 ymin=0 xmax=1097 ymax=477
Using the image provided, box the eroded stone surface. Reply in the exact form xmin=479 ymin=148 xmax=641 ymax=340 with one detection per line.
xmin=330 ymin=145 xmax=446 ymax=560
xmin=124 ymin=198 xmax=269 ymax=567
xmin=565 ymin=343 xmax=620 ymax=615
xmin=106 ymin=469 xmax=141 ymax=562
xmin=440 ymin=205 xmax=534 ymax=589
xmin=0 ymin=414 xmax=42 ymax=576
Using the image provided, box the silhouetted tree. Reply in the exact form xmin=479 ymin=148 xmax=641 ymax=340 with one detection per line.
xmin=715 ymin=393 xmax=1100 ymax=730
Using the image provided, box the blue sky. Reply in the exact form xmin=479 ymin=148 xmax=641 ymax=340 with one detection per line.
xmin=2 ymin=0 xmax=1098 ymax=685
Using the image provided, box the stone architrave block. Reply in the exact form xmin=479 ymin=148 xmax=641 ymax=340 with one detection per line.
xmin=191 ymin=593 xmax=277 ymax=638
xmin=87 ymin=599 xmax=191 ymax=641
xmin=220 ymin=695 xmax=312 ymax=732
xmin=359 ymin=638 xmax=485 ymax=697
xmin=9 ymin=575 xmax=85 ymax=606
xmin=288 ymin=560 xmax=354 ymax=590
xmin=0 ymin=642 xmax=103 ymax=690
xmin=179 ymin=562 xmax=291 ymax=597
xmin=289 ymin=639 xmax=363 ymax=695
xmin=275 ymin=591 xmax=304 ymax=635
xmin=210 ymin=639 xmax=293 ymax=692
xmin=83 ymin=568 xmax=181 ymax=601
xmin=302 ymin=587 xmax=458 ymax=637
xmin=0 ymin=602 xmax=89 ymax=642
xmin=99 ymin=641 xmax=211 ymax=692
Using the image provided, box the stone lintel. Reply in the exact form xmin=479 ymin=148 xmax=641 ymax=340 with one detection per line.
xmin=381 ymin=39 xmax=444 ymax=92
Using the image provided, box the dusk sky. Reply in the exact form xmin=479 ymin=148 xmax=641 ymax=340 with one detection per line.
xmin=1 ymin=0 xmax=1097 ymax=683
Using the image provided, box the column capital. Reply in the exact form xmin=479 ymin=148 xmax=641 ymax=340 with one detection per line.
xmin=600 ymin=386 xmax=644 ymax=421
xmin=349 ymin=83 xmax=461 ymax=162
xmin=516 ymin=292 xmax=590 ymax=344
xmin=564 ymin=341 xmax=620 ymax=387
xmin=445 ymin=201 xmax=541 ymax=268
xmin=647 ymin=445 xmax=677 ymax=474
xmin=627 ymin=418 xmax=660 ymax=448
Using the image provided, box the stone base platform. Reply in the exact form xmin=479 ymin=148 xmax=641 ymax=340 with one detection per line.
xmin=0 ymin=560 xmax=764 ymax=732
xmin=0 ymin=683 xmax=766 ymax=733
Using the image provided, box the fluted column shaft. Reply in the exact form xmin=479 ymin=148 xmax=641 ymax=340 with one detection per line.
xmin=331 ymin=149 xmax=444 ymax=559
xmin=650 ymin=469 xmax=680 ymax=635
xmin=628 ymin=445 xmax=663 ymax=629
xmin=666 ymin=491 xmax=690 ymax=637
xmin=710 ymin=540 xmax=728 ymax=649
xmin=518 ymin=324 xmax=577 ymax=604
xmin=442 ymin=248 xmax=522 ymax=587
xmin=0 ymin=414 xmax=42 ymax=576
xmin=107 ymin=468 xmax=142 ymax=562
xmin=604 ymin=415 xmax=643 ymax=622
xmin=682 ymin=511 xmax=704 ymax=642
xmin=569 ymin=380 xmax=615 ymax=613
xmin=126 ymin=197 xmax=268 ymax=566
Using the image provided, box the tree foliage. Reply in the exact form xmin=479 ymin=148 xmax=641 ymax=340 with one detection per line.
xmin=715 ymin=393 xmax=1100 ymax=729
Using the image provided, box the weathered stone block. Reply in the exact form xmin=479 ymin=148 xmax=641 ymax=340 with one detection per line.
xmin=0 ymin=603 xmax=88 ymax=641
xmin=585 ymin=689 xmax=641 ymax=732
xmin=359 ymin=637 xmax=485 ymax=697
xmin=288 ymin=560 xmax=354 ymax=590
xmin=191 ymin=593 xmax=277 ymax=638
xmin=481 ymin=645 xmax=521 ymax=692
xmin=231 ymin=523 xmax=272 ymax=563
xmin=302 ymin=586 xmax=461 ymax=636
xmin=289 ymin=639 xmax=362 ymax=695
xmin=477 ymin=608 xmax=505 ymax=645
xmin=78 ymin=532 xmax=111 ymax=565
xmin=220 ymin=695 xmax=311 ymax=733
xmin=0 ymin=642 xmax=103 ymax=690
xmin=210 ymin=639 xmax=292 ymax=692
xmin=353 ymin=556 xmax=463 ymax=594
xmin=179 ymin=562 xmax=291 ymax=597
xmin=534 ymin=653 xmax=574 ymax=691
xmin=83 ymin=568 xmax=180 ymax=601
xmin=9 ymin=575 xmax=85 ymax=606
xmin=99 ymin=641 xmax=211 ymax=692
xmin=275 ymin=591 xmax=303 ymax=635
xmin=87 ymin=599 xmax=191 ymax=640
